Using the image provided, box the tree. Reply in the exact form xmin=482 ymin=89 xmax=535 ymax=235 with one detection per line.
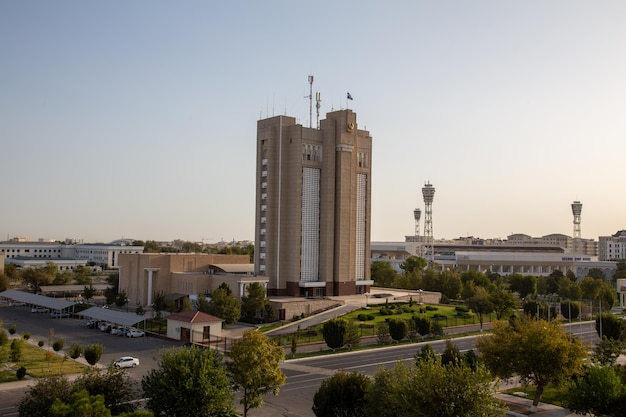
xmin=388 ymin=318 xmax=407 ymax=342
xmin=0 ymin=273 xmax=9 ymax=291
xmin=227 ymin=330 xmax=286 ymax=417
xmin=195 ymin=293 xmax=211 ymax=313
xmin=83 ymin=284 xmax=97 ymax=303
xmin=596 ymin=312 xmax=624 ymax=340
xmin=477 ymin=318 xmax=587 ymax=413
xmin=114 ymin=290 xmax=129 ymax=308
xmin=414 ymin=344 xmax=436 ymax=363
xmin=68 ymin=343 xmax=82 ymax=360
xmin=439 ymin=270 xmax=462 ymax=300
xmin=413 ymin=316 xmax=431 ymax=337
xmin=103 ymin=274 xmax=119 ymax=305
xmin=365 ymin=359 xmax=501 ymax=417
xmin=151 ymin=290 xmax=169 ymax=319
xmin=440 ymin=339 xmax=462 ymax=366
xmin=370 ymin=260 xmax=397 ymax=288
xmin=73 ymin=367 xmax=139 ymax=415
xmin=508 ymin=274 xmax=536 ymax=298
xmin=322 ymin=318 xmax=347 ymax=350
xmin=563 ymin=365 xmax=625 ymax=417
xmin=241 ymin=282 xmax=266 ymax=322
xmin=49 ymin=389 xmax=111 ymax=417
xmin=142 ymin=346 xmax=235 ymax=417
xmin=588 ymin=268 xmax=607 ymax=281
xmin=558 ymin=277 xmax=582 ymax=300
xmin=312 ymin=371 xmax=370 ymax=417
xmin=344 ymin=320 xmax=361 ymax=350
xmin=399 ymin=256 xmax=427 ymax=275
xmin=207 ymin=284 xmax=241 ymax=325
xmin=592 ymin=337 xmax=624 ymax=366
xmin=466 ymin=286 xmax=493 ymax=331
xmin=10 ymin=338 xmax=24 ymax=362
xmin=18 ymin=375 xmax=72 ymax=417
xmin=83 ymin=344 xmax=103 ymax=366
xmin=560 ymin=300 xmax=580 ymax=320
xmin=21 ymin=267 xmax=51 ymax=293
xmin=488 ymin=285 xmax=518 ymax=320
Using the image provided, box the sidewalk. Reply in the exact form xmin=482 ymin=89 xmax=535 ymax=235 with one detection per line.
xmin=496 ymin=393 xmax=583 ymax=416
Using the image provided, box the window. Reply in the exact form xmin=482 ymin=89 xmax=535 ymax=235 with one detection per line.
xmin=302 ymin=144 xmax=322 ymax=162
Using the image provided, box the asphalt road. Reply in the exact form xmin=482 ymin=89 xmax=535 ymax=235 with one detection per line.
xmin=0 ymin=305 xmax=599 ymax=417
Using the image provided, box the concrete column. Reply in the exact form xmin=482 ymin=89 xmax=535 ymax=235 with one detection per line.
xmin=145 ymin=268 xmax=160 ymax=306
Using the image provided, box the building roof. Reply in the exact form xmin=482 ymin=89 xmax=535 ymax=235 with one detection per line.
xmin=166 ymin=310 xmax=223 ymax=323
xmin=0 ymin=289 xmax=75 ymax=310
xmin=210 ymin=264 xmax=255 ymax=273
xmin=79 ymin=306 xmax=146 ymax=327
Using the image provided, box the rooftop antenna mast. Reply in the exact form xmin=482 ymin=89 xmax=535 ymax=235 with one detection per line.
xmin=306 ymin=75 xmax=314 ymax=128
xmin=315 ymin=91 xmax=321 ymax=129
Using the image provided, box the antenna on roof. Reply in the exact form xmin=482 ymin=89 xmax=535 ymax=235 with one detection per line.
xmin=305 ymin=75 xmax=314 ymax=128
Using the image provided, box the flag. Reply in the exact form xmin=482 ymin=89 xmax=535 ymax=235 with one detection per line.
xmin=347 ymin=92 xmax=353 ymax=100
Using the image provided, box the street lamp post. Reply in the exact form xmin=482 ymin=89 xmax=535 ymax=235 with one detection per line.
xmin=364 ymin=292 xmax=370 ymax=309
xmin=418 ymin=289 xmax=423 ymax=305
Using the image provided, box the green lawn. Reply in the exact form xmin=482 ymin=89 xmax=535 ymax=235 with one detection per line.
xmin=504 ymin=383 xmax=566 ymax=407
xmin=0 ymin=339 xmax=89 ymax=382
xmin=275 ymin=302 xmax=489 ymax=345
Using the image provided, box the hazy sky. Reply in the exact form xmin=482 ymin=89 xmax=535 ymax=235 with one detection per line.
xmin=2 ymin=1 xmax=625 ymax=244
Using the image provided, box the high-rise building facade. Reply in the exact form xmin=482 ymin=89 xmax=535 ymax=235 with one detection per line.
xmin=255 ymin=110 xmax=373 ymax=296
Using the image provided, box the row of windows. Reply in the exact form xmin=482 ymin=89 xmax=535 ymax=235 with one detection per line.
xmin=302 ymin=144 xmax=322 ymax=162
xmin=358 ymin=152 xmax=369 ymax=168
xmin=1 ymin=249 xmax=61 ymax=253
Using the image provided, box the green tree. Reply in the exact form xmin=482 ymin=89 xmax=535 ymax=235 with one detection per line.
xmin=142 ymin=346 xmax=235 ymax=417
xmin=4 ymin=263 xmax=19 ymax=281
xmin=560 ymin=300 xmax=580 ymax=320
xmin=83 ymin=284 xmax=97 ymax=303
xmin=49 ymin=390 xmax=111 ymax=417
xmin=312 ymin=371 xmax=370 ymax=417
xmin=195 ymin=293 xmax=211 ymax=313
xmin=388 ymin=318 xmax=407 ymax=342
xmin=413 ymin=316 xmax=431 ymax=337
xmin=466 ymin=286 xmax=493 ymax=331
xmin=488 ymin=285 xmax=518 ymax=320
xmin=399 ymin=256 xmax=427 ymax=275
xmin=103 ymin=274 xmax=119 ymax=305
xmin=207 ymin=284 xmax=241 ymax=325
xmin=440 ymin=339 xmax=462 ymax=366
xmin=414 ymin=344 xmax=436 ymax=363
xmin=439 ymin=270 xmax=462 ymax=300
xmin=114 ymin=290 xmax=129 ymax=308
xmin=365 ymin=359 xmax=501 ymax=417
xmin=73 ymin=367 xmax=139 ymax=415
xmin=10 ymin=338 xmax=24 ymax=362
xmin=227 ymin=330 xmax=286 ymax=417
xmin=563 ymin=365 xmax=625 ymax=417
xmin=18 ymin=375 xmax=72 ymax=417
xmin=68 ymin=343 xmax=82 ymax=360
xmin=370 ymin=260 xmax=397 ymax=288
xmin=588 ymin=268 xmax=607 ymax=281
xmin=83 ymin=344 xmax=103 ymax=366
xmin=558 ymin=277 xmax=582 ymax=300
xmin=322 ymin=318 xmax=347 ymax=350
xmin=592 ymin=337 xmax=624 ymax=366
xmin=508 ymin=274 xmax=536 ymax=298
xmin=596 ymin=312 xmax=624 ymax=340
xmin=344 ymin=320 xmax=361 ymax=350
xmin=151 ymin=290 xmax=169 ymax=319
xmin=241 ymin=282 xmax=266 ymax=322
xmin=477 ymin=317 xmax=587 ymax=413
xmin=21 ymin=267 xmax=51 ymax=293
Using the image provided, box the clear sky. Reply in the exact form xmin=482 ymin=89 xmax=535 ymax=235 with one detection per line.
xmin=1 ymin=1 xmax=625 ymax=244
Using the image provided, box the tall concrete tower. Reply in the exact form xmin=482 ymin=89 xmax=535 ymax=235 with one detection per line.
xmin=571 ymin=200 xmax=582 ymax=253
xmin=422 ymin=181 xmax=435 ymax=264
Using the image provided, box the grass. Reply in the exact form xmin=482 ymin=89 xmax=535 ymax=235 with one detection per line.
xmin=0 ymin=339 xmax=89 ymax=382
xmin=505 ymin=383 xmax=566 ymax=407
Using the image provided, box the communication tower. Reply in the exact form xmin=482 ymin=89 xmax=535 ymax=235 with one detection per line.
xmin=413 ymin=208 xmax=421 ymax=238
xmin=422 ymin=181 xmax=435 ymax=264
xmin=571 ymin=201 xmax=582 ymax=253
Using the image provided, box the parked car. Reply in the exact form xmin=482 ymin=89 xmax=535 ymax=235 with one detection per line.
xmin=86 ymin=320 xmax=98 ymax=328
xmin=9 ymin=302 xmax=26 ymax=307
xmin=31 ymin=307 xmax=50 ymax=313
xmin=126 ymin=329 xmax=145 ymax=338
xmin=99 ymin=323 xmax=112 ymax=332
xmin=113 ymin=356 xmax=139 ymax=368
xmin=50 ymin=311 xmax=70 ymax=318
xmin=118 ymin=327 xmax=129 ymax=336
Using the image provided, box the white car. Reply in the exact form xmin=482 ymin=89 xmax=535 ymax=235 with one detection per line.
xmin=31 ymin=307 xmax=50 ymax=313
xmin=50 ymin=311 xmax=70 ymax=318
xmin=126 ymin=329 xmax=145 ymax=338
xmin=113 ymin=356 xmax=139 ymax=368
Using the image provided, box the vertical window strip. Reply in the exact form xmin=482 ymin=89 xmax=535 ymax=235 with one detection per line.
xmin=301 ymin=167 xmax=320 ymax=281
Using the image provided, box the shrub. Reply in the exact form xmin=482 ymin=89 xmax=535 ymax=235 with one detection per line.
xmin=22 ymin=332 xmax=30 ymax=340
xmin=83 ymin=344 xmax=103 ymax=366
xmin=376 ymin=322 xmax=391 ymax=345
xmin=16 ymin=366 xmax=27 ymax=380
xmin=425 ymin=305 xmax=438 ymax=311
xmin=8 ymin=324 xmax=17 ymax=334
xmin=38 ymin=340 xmax=45 ymax=347
xmin=379 ymin=308 xmax=393 ymax=316
xmin=52 ymin=339 xmax=65 ymax=352
xmin=68 ymin=343 xmax=82 ymax=359
xmin=455 ymin=305 xmax=470 ymax=313
xmin=357 ymin=314 xmax=372 ymax=321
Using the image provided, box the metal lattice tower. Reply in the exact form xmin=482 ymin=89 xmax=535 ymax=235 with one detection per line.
xmin=571 ymin=201 xmax=582 ymax=253
xmin=413 ymin=208 xmax=421 ymax=238
xmin=422 ymin=182 xmax=435 ymax=264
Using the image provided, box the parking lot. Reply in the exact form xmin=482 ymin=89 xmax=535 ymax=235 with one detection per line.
xmin=0 ymin=304 xmax=182 ymax=380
